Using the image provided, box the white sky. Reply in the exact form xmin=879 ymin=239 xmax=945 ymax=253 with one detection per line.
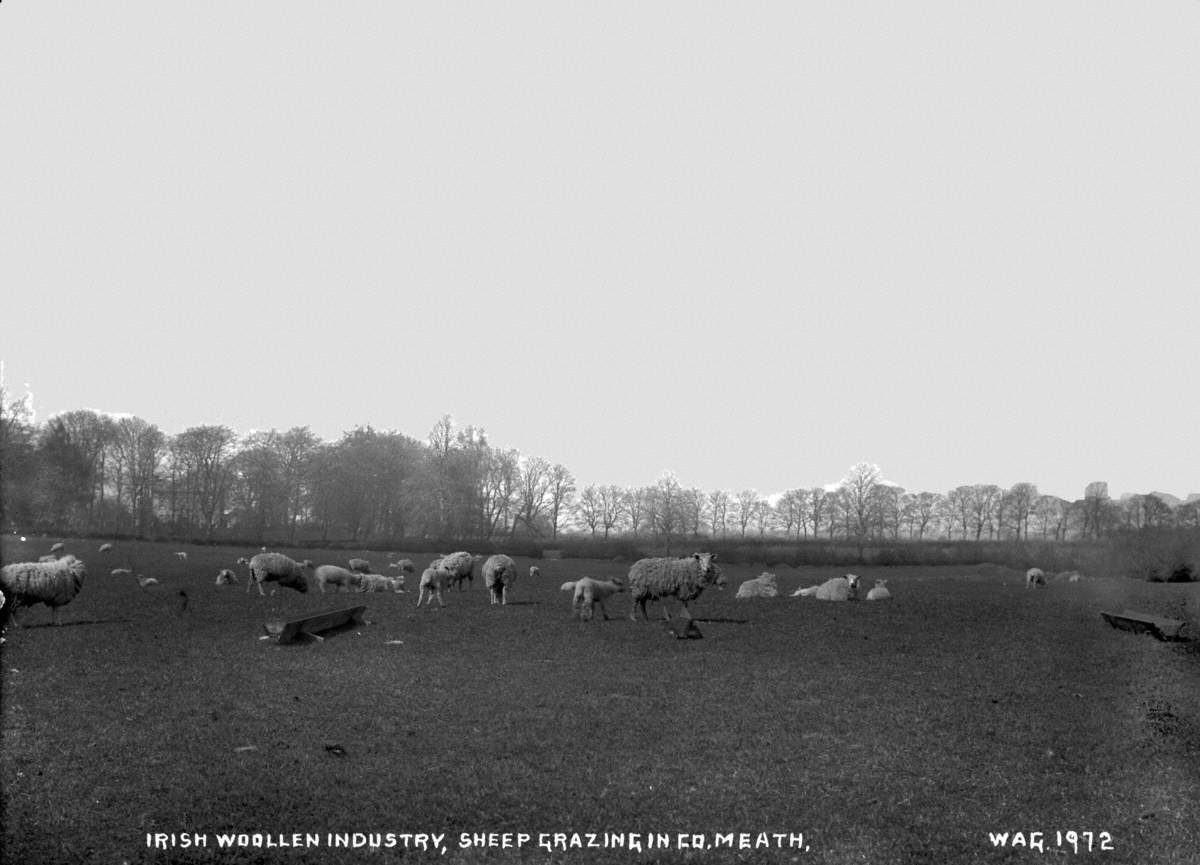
xmin=3 ymin=3 xmax=1198 ymax=503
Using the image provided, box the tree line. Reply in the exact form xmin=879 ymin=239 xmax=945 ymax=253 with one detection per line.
xmin=2 ymin=394 xmax=1196 ymax=547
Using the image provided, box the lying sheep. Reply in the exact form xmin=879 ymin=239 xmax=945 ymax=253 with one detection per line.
xmin=627 ymin=552 xmax=725 ymax=621
xmin=313 ymin=565 xmax=363 ymax=593
xmin=416 ymin=567 xmax=447 ymax=608
xmin=482 ymin=554 xmax=518 ymax=605
xmin=1026 ymin=567 xmax=1046 ymax=588
xmin=98 ymin=542 xmax=113 ymax=553
xmin=866 ymin=579 xmax=891 ymax=601
xmin=215 ymin=568 xmax=239 ymax=585
xmin=735 ymin=572 xmax=779 ymax=599
xmin=793 ymin=574 xmax=860 ymax=601
xmin=388 ymin=558 xmax=415 ymax=575
xmin=359 ymin=573 xmax=404 ymax=593
xmin=562 ymin=576 xmax=625 ymax=621
xmin=348 ymin=558 xmax=371 ymax=574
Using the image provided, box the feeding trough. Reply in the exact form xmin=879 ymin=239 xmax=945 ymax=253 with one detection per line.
xmin=1100 ymin=610 xmax=1188 ymax=642
xmin=264 ymin=605 xmax=367 ymax=644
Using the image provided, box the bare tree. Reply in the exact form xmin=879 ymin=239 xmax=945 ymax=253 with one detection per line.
xmin=707 ymin=489 xmax=731 ymax=539
xmin=546 ymin=463 xmax=576 ymax=540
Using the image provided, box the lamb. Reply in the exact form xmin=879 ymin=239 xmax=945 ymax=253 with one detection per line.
xmin=481 ymin=554 xmax=519 ymax=605
xmin=0 ymin=555 xmax=86 ymax=626
xmin=437 ymin=551 xmax=478 ymax=592
xmin=348 ymin=558 xmax=372 ymax=574
xmin=793 ymin=574 xmax=861 ymax=601
xmin=627 ymin=552 xmax=725 ymax=621
xmin=735 ymin=572 xmax=779 ymax=599
xmin=358 ymin=573 xmax=404 ymax=593
xmin=562 ymin=576 xmax=625 ymax=621
xmin=246 ymin=553 xmax=312 ymax=596
xmin=388 ymin=559 xmax=415 ymax=575
xmin=215 ymin=568 xmax=239 ymax=585
xmin=416 ymin=567 xmax=447 ymax=608
xmin=1026 ymin=567 xmax=1046 ymax=588
xmin=313 ymin=565 xmax=363 ymax=594
xmin=866 ymin=579 xmax=892 ymax=601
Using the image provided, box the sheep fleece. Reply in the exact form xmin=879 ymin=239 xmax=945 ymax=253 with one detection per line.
xmin=627 ymin=554 xmax=723 ymax=606
xmin=0 ymin=555 xmax=86 ymax=610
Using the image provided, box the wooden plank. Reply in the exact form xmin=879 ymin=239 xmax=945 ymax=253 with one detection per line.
xmin=266 ymin=606 xmax=367 ymax=644
xmin=1101 ymin=610 xmax=1188 ymax=642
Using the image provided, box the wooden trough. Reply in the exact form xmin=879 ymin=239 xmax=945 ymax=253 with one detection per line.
xmin=264 ymin=605 xmax=367 ymax=645
xmin=1101 ymin=610 xmax=1188 ymax=642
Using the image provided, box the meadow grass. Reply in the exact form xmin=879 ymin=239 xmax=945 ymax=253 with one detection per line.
xmin=2 ymin=538 xmax=1198 ymax=864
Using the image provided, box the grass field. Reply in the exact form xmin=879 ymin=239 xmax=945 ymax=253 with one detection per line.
xmin=2 ymin=537 xmax=1199 ymax=864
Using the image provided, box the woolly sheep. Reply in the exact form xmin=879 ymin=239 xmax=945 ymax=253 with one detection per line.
xmin=1026 ymin=567 xmax=1046 ymax=588
xmin=38 ymin=554 xmax=60 ymax=563
xmin=562 ymin=576 xmax=625 ymax=621
xmin=313 ymin=565 xmax=363 ymax=594
xmin=388 ymin=558 xmax=415 ymax=575
xmin=98 ymin=543 xmax=113 ymax=553
xmin=529 ymin=565 xmax=541 ymax=579
xmin=111 ymin=567 xmax=132 ymax=577
xmin=793 ymin=574 xmax=861 ymax=601
xmin=482 ymin=554 xmax=519 ymax=605
xmin=437 ymin=551 xmax=478 ymax=592
xmin=246 ymin=553 xmax=312 ymax=596
xmin=358 ymin=573 xmax=404 ymax=593
xmin=348 ymin=558 xmax=371 ymax=574
xmin=416 ymin=567 xmax=447 ymax=608
xmin=735 ymin=572 xmax=779 ymax=599
xmin=174 ymin=551 xmax=188 ymax=561
xmin=137 ymin=575 xmax=160 ymax=590
xmin=0 ymin=555 xmax=86 ymax=626
xmin=49 ymin=542 xmax=65 ymax=553
xmin=215 ymin=568 xmax=239 ymax=586
xmin=627 ymin=552 xmax=725 ymax=621
xmin=866 ymin=579 xmax=891 ymax=601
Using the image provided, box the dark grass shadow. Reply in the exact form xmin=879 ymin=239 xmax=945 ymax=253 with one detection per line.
xmin=692 ymin=617 xmax=750 ymax=624
xmin=5 ymin=617 xmax=133 ymax=629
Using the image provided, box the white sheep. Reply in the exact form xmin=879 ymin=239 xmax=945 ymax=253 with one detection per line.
xmin=416 ymin=567 xmax=447 ymax=608
xmin=627 ymin=552 xmax=725 ymax=621
xmin=215 ymin=568 xmax=239 ymax=585
xmin=246 ymin=553 xmax=312 ymax=596
xmin=98 ymin=542 xmax=113 ymax=553
xmin=358 ymin=573 xmax=404 ymax=593
xmin=866 ymin=579 xmax=891 ymax=601
xmin=562 ymin=576 xmax=625 ymax=621
xmin=49 ymin=542 xmax=65 ymax=553
xmin=529 ymin=565 xmax=541 ymax=579
xmin=735 ymin=572 xmax=779 ymax=599
xmin=793 ymin=574 xmax=861 ymax=601
xmin=1026 ymin=567 xmax=1046 ymax=588
xmin=313 ymin=565 xmax=363 ymax=594
xmin=137 ymin=575 xmax=160 ymax=590
xmin=482 ymin=554 xmax=519 ymax=605
xmin=174 ymin=551 xmax=188 ymax=561
xmin=38 ymin=554 xmax=60 ymax=563
xmin=437 ymin=551 xmax=479 ymax=591
xmin=0 ymin=555 xmax=86 ymax=626
xmin=111 ymin=567 xmax=132 ymax=577
xmin=388 ymin=559 xmax=415 ymax=575
xmin=348 ymin=558 xmax=371 ymax=574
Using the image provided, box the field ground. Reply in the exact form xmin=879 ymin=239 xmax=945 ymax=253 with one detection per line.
xmin=2 ymin=537 xmax=1199 ymax=864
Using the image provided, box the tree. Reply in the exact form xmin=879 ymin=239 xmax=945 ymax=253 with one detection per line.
xmin=576 ymin=485 xmax=603 ymax=538
xmin=112 ymin=416 xmax=166 ymax=534
xmin=837 ymin=462 xmax=882 ymax=539
xmin=514 ymin=456 xmax=553 ymax=537
xmin=1007 ymin=482 xmax=1038 ymax=540
xmin=733 ymin=489 xmax=762 ymax=538
xmin=707 ymin=489 xmax=730 ymax=539
xmin=33 ymin=418 xmax=92 ymax=531
xmin=1081 ymin=481 xmax=1114 ymax=540
xmin=546 ymin=464 xmax=576 ymax=541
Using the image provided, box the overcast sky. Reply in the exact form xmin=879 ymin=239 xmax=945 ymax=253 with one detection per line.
xmin=2 ymin=3 xmax=1197 ymax=503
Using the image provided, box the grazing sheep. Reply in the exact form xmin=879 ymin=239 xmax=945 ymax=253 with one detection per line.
xmin=348 ymin=558 xmax=371 ymax=574
xmin=1026 ymin=567 xmax=1046 ymax=588
xmin=215 ymin=568 xmax=239 ymax=586
xmin=529 ymin=565 xmax=541 ymax=579
xmin=482 ymin=554 xmax=519 ymax=605
xmin=358 ymin=573 xmax=403 ymax=593
xmin=49 ymin=542 xmax=65 ymax=553
xmin=735 ymin=572 xmax=779 ymax=599
xmin=563 ymin=576 xmax=625 ymax=621
xmin=627 ymin=552 xmax=725 ymax=621
xmin=0 ymin=555 xmax=86 ymax=626
xmin=793 ymin=574 xmax=861 ymax=601
xmin=98 ymin=543 xmax=113 ymax=553
xmin=388 ymin=559 xmax=415 ymax=575
xmin=313 ymin=565 xmax=363 ymax=594
xmin=174 ymin=551 xmax=188 ymax=561
xmin=246 ymin=553 xmax=312 ymax=596
xmin=416 ymin=567 xmax=447 ymax=608
xmin=866 ymin=579 xmax=892 ymax=601
xmin=437 ymin=551 xmax=478 ymax=592
xmin=137 ymin=575 xmax=160 ymax=590
xmin=1060 ymin=570 xmax=1082 ymax=583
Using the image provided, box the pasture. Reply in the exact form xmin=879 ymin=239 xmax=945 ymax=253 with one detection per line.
xmin=2 ymin=538 xmax=1199 ymax=864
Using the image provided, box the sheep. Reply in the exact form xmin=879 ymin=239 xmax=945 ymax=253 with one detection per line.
xmin=38 ymin=554 xmax=60 ymax=563
xmin=0 ymin=555 xmax=86 ymax=626
xmin=416 ymin=567 xmax=447 ymax=608
xmin=98 ymin=543 xmax=113 ymax=553
xmin=793 ymin=574 xmax=861 ymax=601
xmin=479 ymin=554 xmax=519 ymax=605
xmin=246 ymin=553 xmax=312 ymax=596
xmin=49 ymin=542 xmax=65 ymax=553
xmin=236 ymin=556 xmax=250 ymax=566
xmin=348 ymin=558 xmax=371 ymax=574
xmin=1026 ymin=567 xmax=1046 ymax=588
xmin=1060 ymin=570 xmax=1082 ymax=583
xmin=215 ymin=568 xmax=239 ymax=586
xmin=313 ymin=565 xmax=363 ymax=594
xmin=388 ymin=559 xmax=415 ymax=575
xmin=529 ymin=565 xmax=541 ymax=579
xmin=174 ymin=551 xmax=188 ymax=561
xmin=866 ymin=579 xmax=892 ymax=601
xmin=111 ymin=567 xmax=132 ymax=577
xmin=359 ymin=573 xmax=404 ymax=593
xmin=137 ymin=575 xmax=160 ymax=590
xmin=735 ymin=572 xmax=779 ymax=599
xmin=627 ymin=552 xmax=725 ymax=621
xmin=562 ymin=576 xmax=625 ymax=621
xmin=437 ymin=551 xmax=478 ymax=592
